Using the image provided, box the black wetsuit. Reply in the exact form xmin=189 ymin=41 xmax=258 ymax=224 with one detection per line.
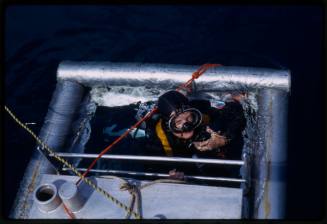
xmin=135 ymin=99 xmax=246 ymax=177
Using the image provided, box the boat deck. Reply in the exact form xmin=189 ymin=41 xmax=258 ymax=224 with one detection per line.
xmin=28 ymin=174 xmax=243 ymax=219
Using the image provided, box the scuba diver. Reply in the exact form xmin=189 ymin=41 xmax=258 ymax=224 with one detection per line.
xmin=136 ymin=90 xmax=246 ymax=180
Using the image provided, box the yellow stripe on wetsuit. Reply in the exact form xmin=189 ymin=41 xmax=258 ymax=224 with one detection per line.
xmin=155 ymin=114 xmax=211 ymax=156
xmin=155 ymin=119 xmax=173 ymax=156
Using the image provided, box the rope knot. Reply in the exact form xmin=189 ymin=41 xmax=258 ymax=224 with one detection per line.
xmin=120 ymin=182 xmax=138 ymax=195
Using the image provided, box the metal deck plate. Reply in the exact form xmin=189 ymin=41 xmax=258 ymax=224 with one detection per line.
xmin=28 ymin=174 xmax=243 ymax=219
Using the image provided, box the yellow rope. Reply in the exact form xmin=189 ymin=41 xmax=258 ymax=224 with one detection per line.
xmin=4 ymin=105 xmax=142 ymax=219
xmin=102 ymin=175 xmax=141 ymax=219
xmin=101 ymin=175 xmax=187 ymax=219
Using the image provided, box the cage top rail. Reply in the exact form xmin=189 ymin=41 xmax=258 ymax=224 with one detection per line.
xmin=50 ymin=152 xmax=244 ymax=166
xmin=57 ymin=61 xmax=291 ymax=92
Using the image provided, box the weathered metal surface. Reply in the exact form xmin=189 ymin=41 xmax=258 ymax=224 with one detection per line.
xmin=28 ymin=174 xmax=243 ymax=219
xmin=10 ymin=157 xmax=42 ymax=219
xmin=57 ymin=61 xmax=290 ymax=91
xmin=9 ymin=80 xmax=85 ymax=218
xmin=253 ymin=89 xmax=288 ymax=218
xmin=37 ymin=80 xmax=85 ymax=174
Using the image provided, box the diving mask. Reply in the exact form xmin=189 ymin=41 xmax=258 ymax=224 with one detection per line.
xmin=168 ymin=108 xmax=202 ymax=133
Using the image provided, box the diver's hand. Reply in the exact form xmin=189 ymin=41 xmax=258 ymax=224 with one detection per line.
xmin=168 ymin=169 xmax=185 ymax=180
xmin=193 ymin=127 xmax=227 ymax=151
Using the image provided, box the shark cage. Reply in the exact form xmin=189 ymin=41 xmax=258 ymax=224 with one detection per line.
xmin=10 ymin=61 xmax=290 ymax=219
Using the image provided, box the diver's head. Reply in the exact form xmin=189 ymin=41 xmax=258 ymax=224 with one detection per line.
xmin=158 ymin=91 xmax=202 ymax=139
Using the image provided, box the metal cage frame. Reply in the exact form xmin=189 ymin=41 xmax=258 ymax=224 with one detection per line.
xmin=11 ymin=61 xmax=290 ymax=219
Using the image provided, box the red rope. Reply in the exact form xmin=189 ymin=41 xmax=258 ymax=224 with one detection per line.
xmin=176 ymin=63 xmax=222 ymax=92
xmin=76 ymin=63 xmax=222 ymax=185
xmin=76 ymin=108 xmax=158 ymax=185
xmin=63 ymin=203 xmax=76 ymax=219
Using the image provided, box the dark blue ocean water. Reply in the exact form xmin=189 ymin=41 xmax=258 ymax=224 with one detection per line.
xmin=4 ymin=5 xmax=324 ymax=219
